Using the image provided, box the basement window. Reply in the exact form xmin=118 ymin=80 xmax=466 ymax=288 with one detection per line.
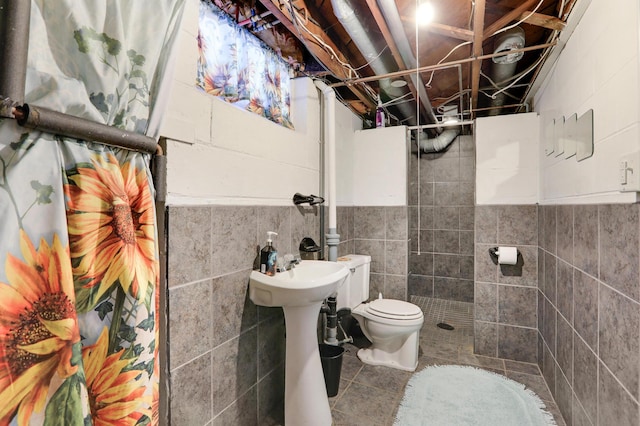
xmin=196 ymin=1 xmax=294 ymax=129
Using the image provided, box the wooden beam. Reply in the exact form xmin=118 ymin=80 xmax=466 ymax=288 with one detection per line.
xmin=258 ymin=0 xmax=374 ymax=108
xmin=470 ymin=0 xmax=485 ymax=111
xmin=364 ymin=0 xmax=431 ymax=122
xmin=519 ymin=11 xmax=566 ymax=31
xmin=425 ymin=22 xmax=474 ymax=42
xmin=483 ymin=0 xmax=538 ymax=39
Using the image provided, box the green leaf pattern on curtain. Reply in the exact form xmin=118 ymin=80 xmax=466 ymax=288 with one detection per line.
xmin=0 ymin=1 xmax=184 ymax=424
xmin=196 ymin=1 xmax=294 ymax=129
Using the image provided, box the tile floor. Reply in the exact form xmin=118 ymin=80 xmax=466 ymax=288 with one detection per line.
xmin=328 ymin=296 xmax=566 ymax=425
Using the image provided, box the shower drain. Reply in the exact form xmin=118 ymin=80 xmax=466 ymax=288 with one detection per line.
xmin=436 ymin=322 xmax=455 ymax=331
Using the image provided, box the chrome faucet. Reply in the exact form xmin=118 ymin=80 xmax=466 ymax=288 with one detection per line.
xmin=277 ymin=253 xmax=301 ymax=272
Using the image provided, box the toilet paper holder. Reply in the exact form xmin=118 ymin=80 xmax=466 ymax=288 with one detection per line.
xmin=488 ymin=246 xmax=519 ymax=265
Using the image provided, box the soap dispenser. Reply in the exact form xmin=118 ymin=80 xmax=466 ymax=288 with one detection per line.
xmin=260 ymin=231 xmax=278 ymax=276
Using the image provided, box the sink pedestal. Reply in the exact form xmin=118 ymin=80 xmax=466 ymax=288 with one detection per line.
xmin=282 ymin=302 xmax=331 ymax=426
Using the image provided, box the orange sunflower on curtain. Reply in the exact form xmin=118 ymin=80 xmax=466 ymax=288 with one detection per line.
xmin=0 ymin=231 xmax=81 ymax=424
xmin=64 ymin=152 xmax=158 ymax=311
xmin=82 ymin=328 xmax=151 ymax=425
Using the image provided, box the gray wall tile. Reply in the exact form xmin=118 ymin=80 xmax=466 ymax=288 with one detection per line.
xmin=573 ymin=270 xmax=598 ymax=349
xmin=211 ymin=270 xmax=256 ymax=347
xmin=408 ymin=274 xmax=433 ymax=297
xmin=598 ymin=362 xmax=639 ymax=426
xmin=543 ymin=206 xmax=556 ymax=254
xmin=258 ymin=365 xmax=285 ymax=424
xmin=258 ymin=206 xmax=292 ymax=254
xmin=434 ymin=182 xmax=459 ymax=206
xmin=385 ymin=274 xmax=407 ymax=300
xmin=257 ymin=318 xmax=285 ymax=380
xmin=475 ymin=206 xmax=497 ymax=244
xmin=385 ymin=240 xmax=407 ymax=275
xmin=433 ymin=206 xmax=459 ymax=230
xmin=475 ymin=282 xmax=497 ymax=322
xmin=213 ymin=386 xmax=257 ymax=426
xmin=498 ymin=285 xmax=537 ymax=328
xmin=555 ymin=366 xmax=573 ymax=425
xmin=599 ymin=204 xmax=639 ymax=301
xmin=556 ymin=260 xmax=573 ymax=323
xmin=598 ymin=284 xmax=640 ymax=400
xmin=573 ymin=205 xmax=598 ymax=277
xmin=474 ymin=321 xmax=498 ymax=357
xmin=291 ymin=205 xmax=319 ymax=250
xmin=169 ymin=281 xmax=213 ymax=367
xmin=170 ymin=354 xmax=212 ymax=425
xmin=556 ymin=315 xmax=573 ymax=384
xmin=556 ymin=205 xmax=573 ymax=264
xmin=168 ymin=206 xmax=212 ymax=286
xmin=385 ymin=206 xmax=408 ymax=240
xmin=497 ymin=325 xmax=537 ymax=363
xmin=409 ymin=252 xmax=433 ymax=276
xmin=434 ymin=229 xmax=459 ymax=254
xmin=475 ymin=244 xmax=497 ymax=283
xmin=434 ymin=277 xmax=473 ymax=302
xmin=212 ymin=328 xmax=258 ymax=415
xmin=212 ymin=206 xmax=257 ymax=275
xmin=573 ymin=334 xmax=597 ymax=424
xmin=498 ymin=205 xmax=537 ymax=246
xmin=354 ymin=239 xmax=385 ymax=273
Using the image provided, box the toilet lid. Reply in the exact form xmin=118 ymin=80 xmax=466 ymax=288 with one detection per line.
xmin=366 ymin=299 xmax=423 ymax=320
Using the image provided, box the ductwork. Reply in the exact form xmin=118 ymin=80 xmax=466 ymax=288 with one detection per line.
xmin=418 ymin=127 xmax=460 ymax=153
xmin=376 ymin=0 xmax=437 ymax=125
xmin=331 ymin=0 xmax=417 ymax=124
xmin=489 ymin=27 xmax=525 ymax=115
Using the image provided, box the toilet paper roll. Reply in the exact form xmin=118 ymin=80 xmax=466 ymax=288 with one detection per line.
xmin=497 ymin=246 xmax=518 ymax=265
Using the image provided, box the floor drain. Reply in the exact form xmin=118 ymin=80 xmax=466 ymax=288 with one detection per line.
xmin=437 ymin=322 xmax=455 ymax=331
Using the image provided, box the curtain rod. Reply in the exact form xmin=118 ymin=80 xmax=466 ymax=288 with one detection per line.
xmin=330 ymin=41 xmax=557 ymax=88
xmin=0 ymin=1 xmax=159 ymax=155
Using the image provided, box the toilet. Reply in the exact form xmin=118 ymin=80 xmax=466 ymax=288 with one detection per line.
xmin=336 ymin=254 xmax=424 ymax=371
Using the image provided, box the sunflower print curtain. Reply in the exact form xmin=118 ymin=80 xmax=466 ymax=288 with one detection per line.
xmin=196 ymin=1 xmax=294 ymax=129
xmin=0 ymin=1 xmax=184 ymax=424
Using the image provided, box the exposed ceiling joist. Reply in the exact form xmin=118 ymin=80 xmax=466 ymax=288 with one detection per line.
xmin=425 ymin=22 xmax=474 ymax=42
xmin=363 ymin=0 xmax=430 ymax=122
xmin=258 ymin=0 xmax=375 ymax=109
xmin=483 ymin=0 xmax=539 ymax=40
xmin=519 ymin=11 xmax=565 ymax=31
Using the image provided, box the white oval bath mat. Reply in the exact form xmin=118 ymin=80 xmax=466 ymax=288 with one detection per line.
xmin=394 ymin=365 xmax=556 ymax=426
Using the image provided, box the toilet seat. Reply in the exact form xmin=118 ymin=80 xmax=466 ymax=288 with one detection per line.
xmin=358 ymin=299 xmax=424 ymax=321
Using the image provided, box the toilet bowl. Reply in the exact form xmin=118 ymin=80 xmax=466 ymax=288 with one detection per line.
xmin=336 ymin=255 xmax=424 ymax=371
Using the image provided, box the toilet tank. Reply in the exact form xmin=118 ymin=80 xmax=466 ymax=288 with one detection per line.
xmin=336 ymin=255 xmax=371 ymax=310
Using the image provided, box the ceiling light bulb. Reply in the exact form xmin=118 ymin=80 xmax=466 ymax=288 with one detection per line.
xmin=416 ymin=2 xmax=435 ymax=25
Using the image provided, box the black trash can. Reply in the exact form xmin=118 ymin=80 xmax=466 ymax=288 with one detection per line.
xmin=319 ymin=344 xmax=344 ymax=397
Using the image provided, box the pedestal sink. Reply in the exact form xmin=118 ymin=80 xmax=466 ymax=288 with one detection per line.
xmin=249 ymin=260 xmax=349 ymax=426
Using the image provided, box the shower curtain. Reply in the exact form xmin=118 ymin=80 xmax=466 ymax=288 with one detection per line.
xmin=0 ymin=1 xmax=184 ymax=424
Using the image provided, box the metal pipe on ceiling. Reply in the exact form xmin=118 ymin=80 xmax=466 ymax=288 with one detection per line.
xmin=330 ymin=0 xmax=418 ymax=124
xmin=330 ymin=41 xmax=557 ymax=87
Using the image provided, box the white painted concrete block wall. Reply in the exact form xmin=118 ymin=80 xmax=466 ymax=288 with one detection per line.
xmin=534 ymin=0 xmax=640 ymax=204
xmin=475 ymin=113 xmax=540 ymax=205
xmin=351 ymin=126 xmax=408 ymax=206
xmin=161 ymin=0 xmax=361 ymax=205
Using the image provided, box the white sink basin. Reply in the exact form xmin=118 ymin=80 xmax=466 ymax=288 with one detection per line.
xmin=249 ymin=260 xmax=349 ymax=425
xmin=249 ymin=260 xmax=348 ymax=307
